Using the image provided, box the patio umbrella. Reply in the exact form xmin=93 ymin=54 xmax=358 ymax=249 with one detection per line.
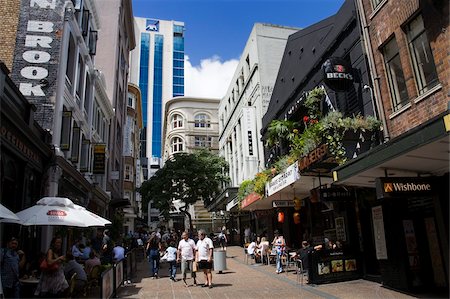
xmin=73 ymin=204 xmax=112 ymax=227
xmin=0 ymin=203 xmax=20 ymax=222
xmin=15 ymin=197 xmax=87 ymax=227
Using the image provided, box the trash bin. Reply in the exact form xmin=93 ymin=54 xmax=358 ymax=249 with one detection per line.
xmin=213 ymin=250 xmax=227 ymax=273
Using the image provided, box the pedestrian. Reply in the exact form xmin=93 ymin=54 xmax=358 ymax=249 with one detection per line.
xmin=244 ymin=226 xmax=251 ymax=244
xmin=0 ymin=237 xmax=26 ymax=298
xmin=195 ymin=229 xmax=214 ymax=288
xmin=146 ymin=233 xmax=161 ymax=279
xmin=165 ymin=241 xmax=178 ymax=281
xmin=218 ymin=229 xmax=227 ymax=251
xmin=271 ymin=230 xmax=285 ymax=274
xmin=177 ymin=231 xmax=197 ymax=287
xmin=36 ymin=236 xmax=68 ymax=297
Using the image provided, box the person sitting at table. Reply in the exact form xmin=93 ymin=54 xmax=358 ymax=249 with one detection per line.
xmin=256 ymin=237 xmax=270 ymax=263
xmin=84 ymin=251 xmax=101 ymax=275
xmin=1 ymin=237 xmax=26 ymax=298
xmin=246 ymin=237 xmax=257 ymax=261
xmin=71 ymin=238 xmax=83 ymax=260
xmin=112 ymin=241 xmax=125 ymax=263
xmin=81 ymin=240 xmax=92 ymax=261
xmin=64 ymin=252 xmax=87 ymax=297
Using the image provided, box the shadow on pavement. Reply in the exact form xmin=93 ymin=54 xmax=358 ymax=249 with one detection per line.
xmin=215 ymin=271 xmax=236 ymax=274
xmin=210 ymin=283 xmax=233 ymax=288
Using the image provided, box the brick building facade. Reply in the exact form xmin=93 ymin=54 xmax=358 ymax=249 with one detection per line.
xmin=0 ymin=0 xmax=21 ymax=69
xmin=333 ymin=0 xmax=449 ymax=293
xmin=360 ymin=0 xmax=449 ymax=138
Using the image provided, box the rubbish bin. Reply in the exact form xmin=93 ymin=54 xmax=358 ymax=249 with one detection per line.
xmin=213 ymin=250 xmax=227 ymax=273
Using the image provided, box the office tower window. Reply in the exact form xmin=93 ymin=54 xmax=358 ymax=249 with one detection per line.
xmin=173 ymin=24 xmax=184 ymax=97
xmin=382 ymin=38 xmax=409 ymax=111
xmin=139 ymin=33 xmax=150 ymax=127
xmin=152 ymin=34 xmax=164 ymax=158
xmin=171 ymin=113 xmax=183 ymax=129
xmin=405 ymin=15 xmax=439 ymax=94
xmin=194 ymin=113 xmax=211 ymax=128
xmin=171 ymin=137 xmax=184 ymax=153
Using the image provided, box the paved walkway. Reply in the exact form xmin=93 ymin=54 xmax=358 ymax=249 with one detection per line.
xmin=117 ymin=246 xmax=419 ymax=299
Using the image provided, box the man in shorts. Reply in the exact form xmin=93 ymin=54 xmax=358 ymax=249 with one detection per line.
xmin=195 ymin=229 xmax=214 ymax=288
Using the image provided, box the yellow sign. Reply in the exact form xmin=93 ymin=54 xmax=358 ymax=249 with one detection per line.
xmin=443 ymin=114 xmax=450 ymax=132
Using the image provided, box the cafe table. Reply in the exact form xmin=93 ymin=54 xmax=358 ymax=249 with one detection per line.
xmin=20 ymin=277 xmax=39 ymax=297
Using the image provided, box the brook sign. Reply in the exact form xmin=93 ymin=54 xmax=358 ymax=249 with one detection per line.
xmin=11 ymin=0 xmax=64 ymax=130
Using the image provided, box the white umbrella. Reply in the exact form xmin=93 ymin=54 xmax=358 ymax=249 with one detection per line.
xmin=74 ymin=204 xmax=112 ymax=227
xmin=16 ymin=197 xmax=87 ymax=227
xmin=0 ymin=203 xmax=20 ymax=222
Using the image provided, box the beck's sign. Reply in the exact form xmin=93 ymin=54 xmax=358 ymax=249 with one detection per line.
xmin=322 ymin=57 xmax=354 ymax=92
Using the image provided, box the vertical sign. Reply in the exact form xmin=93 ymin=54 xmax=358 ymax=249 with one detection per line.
xmin=335 ymin=217 xmax=346 ymax=242
xmin=242 ymin=107 xmax=256 ymax=157
xmin=371 ymin=206 xmax=387 ymax=260
xmin=93 ymin=144 xmax=106 ymax=174
xmin=11 ymin=0 xmax=65 ymax=131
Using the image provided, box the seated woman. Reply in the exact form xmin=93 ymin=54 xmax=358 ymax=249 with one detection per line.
xmin=256 ymin=237 xmax=270 ymax=263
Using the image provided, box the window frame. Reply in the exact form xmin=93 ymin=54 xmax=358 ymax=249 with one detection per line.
xmin=171 ymin=113 xmax=183 ymax=129
xmin=194 ymin=113 xmax=211 ymax=128
xmin=382 ymin=37 xmax=409 ymax=111
xmin=404 ymin=14 xmax=439 ymax=95
xmin=171 ymin=137 xmax=184 ymax=153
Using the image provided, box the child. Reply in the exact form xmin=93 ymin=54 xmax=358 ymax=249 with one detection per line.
xmin=166 ymin=241 xmax=178 ymax=281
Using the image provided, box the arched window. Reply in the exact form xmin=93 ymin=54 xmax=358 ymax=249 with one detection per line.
xmin=194 ymin=113 xmax=210 ymax=128
xmin=171 ymin=113 xmax=183 ymax=129
xmin=171 ymin=137 xmax=184 ymax=153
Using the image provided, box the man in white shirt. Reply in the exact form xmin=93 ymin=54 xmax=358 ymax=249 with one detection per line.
xmin=177 ymin=231 xmax=197 ymax=286
xmin=195 ymin=229 xmax=214 ymax=288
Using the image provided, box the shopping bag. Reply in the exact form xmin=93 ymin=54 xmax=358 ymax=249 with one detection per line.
xmin=192 ymin=261 xmax=198 ymax=272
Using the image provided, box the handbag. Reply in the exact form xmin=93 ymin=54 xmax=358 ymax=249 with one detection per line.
xmin=40 ymin=258 xmax=59 ymax=273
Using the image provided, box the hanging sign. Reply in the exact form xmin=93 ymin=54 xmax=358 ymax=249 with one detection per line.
xmin=322 ymin=57 xmax=354 ymax=92
xmin=266 ymin=162 xmax=299 ymax=196
xmin=93 ymin=144 xmax=106 ymax=174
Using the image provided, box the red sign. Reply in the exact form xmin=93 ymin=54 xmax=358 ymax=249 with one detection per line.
xmin=47 ymin=210 xmax=67 ymax=217
xmin=241 ymin=192 xmax=261 ymax=209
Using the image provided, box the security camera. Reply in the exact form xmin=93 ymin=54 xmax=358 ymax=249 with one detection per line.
xmin=363 ymin=84 xmax=371 ymax=91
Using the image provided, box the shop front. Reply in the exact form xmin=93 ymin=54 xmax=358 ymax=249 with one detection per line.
xmin=333 ymin=113 xmax=449 ymax=292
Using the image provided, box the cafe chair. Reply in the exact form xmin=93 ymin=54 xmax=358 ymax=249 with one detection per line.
xmin=85 ymin=264 xmax=102 ymax=295
xmin=296 ymin=260 xmax=304 ymax=285
xmin=285 ymin=253 xmax=297 ymax=275
xmin=244 ymin=248 xmax=254 ymax=264
xmin=66 ymin=272 xmax=77 ymax=298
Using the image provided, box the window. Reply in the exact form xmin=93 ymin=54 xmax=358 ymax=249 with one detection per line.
xmin=195 ymin=136 xmax=212 ymax=148
xmin=171 ymin=114 xmax=183 ymax=129
xmin=371 ymin=0 xmax=383 ymax=9
xmin=382 ymin=38 xmax=409 ymax=111
xmin=195 ymin=113 xmax=210 ymax=128
xmin=171 ymin=137 xmax=183 ymax=153
xmin=124 ymin=164 xmax=133 ymax=181
xmin=405 ymin=15 xmax=439 ymax=94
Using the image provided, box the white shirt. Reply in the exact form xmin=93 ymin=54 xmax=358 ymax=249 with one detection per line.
xmin=196 ymin=237 xmax=214 ymax=261
xmin=247 ymin=242 xmax=257 ymax=255
xmin=178 ymin=239 xmax=196 ymax=260
xmin=166 ymin=246 xmax=177 ymax=262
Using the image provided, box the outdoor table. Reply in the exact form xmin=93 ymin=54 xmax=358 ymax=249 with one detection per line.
xmin=20 ymin=277 xmax=39 ymax=297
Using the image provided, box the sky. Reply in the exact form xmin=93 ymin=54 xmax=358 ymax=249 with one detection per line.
xmin=132 ymin=0 xmax=345 ymax=98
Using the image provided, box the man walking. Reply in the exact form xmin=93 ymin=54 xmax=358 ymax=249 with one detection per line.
xmin=195 ymin=230 xmax=214 ymax=288
xmin=177 ymin=231 xmax=197 ymax=287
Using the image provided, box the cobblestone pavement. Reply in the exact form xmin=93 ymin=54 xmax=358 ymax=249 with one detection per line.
xmin=117 ymin=246 xmax=418 ymax=299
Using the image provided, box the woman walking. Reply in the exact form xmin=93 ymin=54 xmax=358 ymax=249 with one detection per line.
xmin=272 ymin=230 xmax=285 ymax=274
xmin=146 ymin=233 xmax=161 ymax=279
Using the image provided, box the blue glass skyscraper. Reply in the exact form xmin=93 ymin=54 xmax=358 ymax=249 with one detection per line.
xmin=130 ymin=18 xmax=185 ymax=168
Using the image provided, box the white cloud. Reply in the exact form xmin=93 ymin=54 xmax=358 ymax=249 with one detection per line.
xmin=184 ymin=55 xmax=239 ymax=99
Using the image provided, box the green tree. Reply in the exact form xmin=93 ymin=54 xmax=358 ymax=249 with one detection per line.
xmin=139 ymin=150 xmax=229 ymax=230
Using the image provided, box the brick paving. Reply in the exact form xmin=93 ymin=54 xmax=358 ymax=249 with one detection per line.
xmin=116 ymin=246 xmax=417 ymax=299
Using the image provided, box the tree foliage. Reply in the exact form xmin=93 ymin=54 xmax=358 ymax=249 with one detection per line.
xmin=139 ymin=150 xmax=229 ymax=227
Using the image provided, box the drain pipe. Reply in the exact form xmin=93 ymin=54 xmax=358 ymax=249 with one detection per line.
xmin=355 ymin=0 xmax=390 ymax=142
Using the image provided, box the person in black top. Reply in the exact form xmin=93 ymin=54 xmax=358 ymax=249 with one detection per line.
xmin=146 ymin=233 xmax=161 ymax=278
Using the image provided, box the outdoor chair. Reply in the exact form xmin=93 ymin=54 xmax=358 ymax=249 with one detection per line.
xmin=296 ymin=260 xmax=305 ymax=285
xmin=244 ymin=247 xmax=254 ymax=264
xmin=66 ymin=272 xmax=77 ymax=298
